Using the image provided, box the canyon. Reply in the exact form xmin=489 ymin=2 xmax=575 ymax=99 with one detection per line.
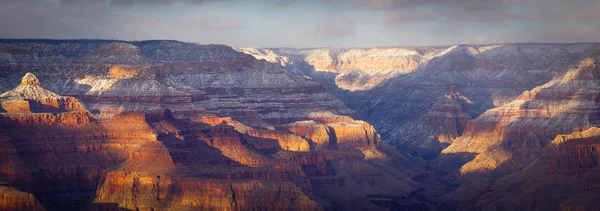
xmin=0 ymin=39 xmax=599 ymax=210
xmin=241 ymin=43 xmax=600 ymax=209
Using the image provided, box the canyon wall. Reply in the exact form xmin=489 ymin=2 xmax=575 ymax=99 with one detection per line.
xmin=241 ymin=44 xmax=600 ymax=156
xmin=0 ymin=41 xmax=438 ymax=210
xmin=240 ymin=43 xmax=600 ymax=209
xmin=475 ymin=127 xmax=600 ymax=210
xmin=2 ymin=39 xmax=600 ymax=209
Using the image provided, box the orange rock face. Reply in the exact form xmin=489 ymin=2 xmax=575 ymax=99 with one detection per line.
xmin=246 ymin=130 xmax=311 ymax=152
xmin=284 ymin=120 xmax=331 ymax=146
xmin=443 ymin=59 xmax=600 ymax=175
xmin=473 ymin=127 xmax=600 ymax=210
xmin=0 ymin=186 xmax=45 ymax=211
xmin=0 ymin=102 xmax=426 ymax=210
xmin=0 ymin=100 xmax=30 ymax=113
xmin=435 ymin=59 xmax=600 ymax=209
xmin=280 ymin=112 xmax=381 ymax=151
xmin=107 ymin=64 xmax=153 ymax=79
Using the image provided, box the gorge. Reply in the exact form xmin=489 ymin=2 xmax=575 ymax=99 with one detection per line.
xmin=1 ymin=39 xmax=599 ymax=210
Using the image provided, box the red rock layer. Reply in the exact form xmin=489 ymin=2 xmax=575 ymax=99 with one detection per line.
xmin=93 ymin=112 xmax=321 ymax=210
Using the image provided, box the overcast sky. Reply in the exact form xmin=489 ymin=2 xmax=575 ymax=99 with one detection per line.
xmin=0 ymin=0 xmax=599 ymax=48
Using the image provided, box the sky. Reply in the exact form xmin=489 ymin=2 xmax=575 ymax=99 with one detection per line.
xmin=0 ymin=0 xmax=599 ymax=48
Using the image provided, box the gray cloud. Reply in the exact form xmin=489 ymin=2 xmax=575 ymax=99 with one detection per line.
xmin=350 ymin=0 xmax=600 ymax=23
xmin=0 ymin=0 xmax=599 ymax=47
xmin=59 ymin=0 xmax=231 ymax=6
xmin=0 ymin=0 xmax=244 ymax=41
xmin=305 ymin=16 xmax=356 ymax=38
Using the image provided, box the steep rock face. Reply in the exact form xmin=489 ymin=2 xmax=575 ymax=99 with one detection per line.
xmin=0 ymin=97 xmax=320 ymax=210
xmin=396 ymin=85 xmax=473 ymax=158
xmin=94 ymin=112 xmax=315 ymax=210
xmin=0 ymin=186 xmax=45 ymax=211
xmin=280 ymin=111 xmax=380 ymax=151
xmin=419 ymin=85 xmax=472 ymax=145
xmin=474 ymin=127 xmax=600 ymax=210
xmin=93 ymin=112 xmax=320 ymax=211
xmin=0 ymin=110 xmax=161 ymax=210
xmin=443 ymin=58 xmax=600 ymax=175
xmin=0 ymin=77 xmax=166 ymax=210
xmin=283 ymin=120 xmax=331 ymax=146
xmin=246 ymin=130 xmax=311 ymax=152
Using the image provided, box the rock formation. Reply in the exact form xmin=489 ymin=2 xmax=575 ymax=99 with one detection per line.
xmin=434 ymin=58 xmax=600 ymax=208
xmin=0 ymin=186 xmax=45 ymax=211
xmin=0 ymin=40 xmax=354 ymax=129
xmin=4 ymin=39 xmax=600 ymax=210
xmin=0 ymin=70 xmax=433 ymax=210
xmin=240 ymin=44 xmax=599 ymax=156
xmin=0 ymin=73 xmax=85 ymax=113
xmin=395 ymin=85 xmax=473 ymax=158
xmin=474 ymin=127 xmax=600 ymax=210
xmin=443 ymin=58 xmax=600 ymax=175
xmin=241 ymin=44 xmax=600 ymax=209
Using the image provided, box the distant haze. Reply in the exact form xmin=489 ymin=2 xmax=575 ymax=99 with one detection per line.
xmin=1 ymin=0 xmax=599 ymax=48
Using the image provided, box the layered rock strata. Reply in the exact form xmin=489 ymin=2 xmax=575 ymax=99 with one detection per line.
xmin=0 ymin=73 xmax=434 ymax=210
xmin=435 ymin=58 xmax=600 ymax=208
xmin=395 ymin=85 xmax=473 ymax=158
xmin=474 ymin=127 xmax=600 ymax=210
xmin=240 ymin=44 xmax=600 ymax=158
xmin=443 ymin=58 xmax=600 ymax=175
xmin=0 ymin=40 xmax=354 ymax=129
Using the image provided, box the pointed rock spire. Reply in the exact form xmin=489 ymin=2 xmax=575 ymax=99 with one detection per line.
xmin=21 ymin=73 xmax=40 ymax=86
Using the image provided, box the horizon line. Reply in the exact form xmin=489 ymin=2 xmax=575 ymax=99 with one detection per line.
xmin=1 ymin=38 xmax=599 ymax=49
